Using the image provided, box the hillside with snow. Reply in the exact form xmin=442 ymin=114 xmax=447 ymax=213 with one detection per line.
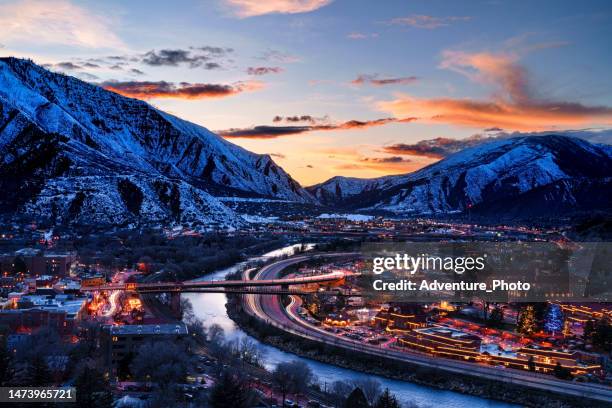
xmin=310 ymin=135 xmax=612 ymax=219
xmin=0 ymin=58 xmax=314 ymax=227
xmin=1 ymin=58 xmax=610 ymax=226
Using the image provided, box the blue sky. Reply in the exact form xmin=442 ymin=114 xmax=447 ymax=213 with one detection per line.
xmin=1 ymin=0 xmax=611 ymax=184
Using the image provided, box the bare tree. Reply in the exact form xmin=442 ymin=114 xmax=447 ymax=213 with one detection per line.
xmin=272 ymin=360 xmax=314 ymax=406
xmin=130 ymin=340 xmax=190 ymax=385
xmin=329 ymin=380 xmax=353 ymax=407
xmin=352 ymin=377 xmax=382 ymax=405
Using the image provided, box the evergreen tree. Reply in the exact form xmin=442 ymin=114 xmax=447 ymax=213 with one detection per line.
xmin=584 ymin=319 xmax=595 ymax=341
xmin=517 ymin=305 xmax=536 ymax=335
xmin=532 ymin=302 xmax=548 ymax=328
xmin=488 ymin=305 xmax=504 ymax=328
xmin=74 ymin=366 xmax=112 ymax=408
xmin=12 ymin=256 xmax=27 ymax=275
xmin=117 ymin=352 xmax=134 ymax=380
xmin=25 ymin=355 xmax=51 ymax=386
xmin=553 ymin=362 xmax=573 ymax=380
xmin=374 ymin=388 xmax=401 ymax=408
xmin=527 ymin=356 xmax=536 ymax=372
xmin=592 ymin=318 xmax=612 ymax=352
xmin=544 ymin=304 xmax=564 ymax=334
xmin=344 ymin=387 xmax=370 ymax=408
xmin=0 ymin=335 xmax=14 ymax=386
xmin=209 ymin=372 xmax=253 ymax=408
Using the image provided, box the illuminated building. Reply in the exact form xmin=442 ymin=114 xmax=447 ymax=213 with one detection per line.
xmin=398 ymin=327 xmax=601 ymax=376
xmin=373 ymin=304 xmax=427 ymax=332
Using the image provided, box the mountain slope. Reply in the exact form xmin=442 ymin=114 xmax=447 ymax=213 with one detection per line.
xmin=0 ymin=57 xmax=314 ymax=226
xmin=310 ymin=135 xmax=612 ymax=218
xmin=307 ymin=175 xmax=403 ymax=206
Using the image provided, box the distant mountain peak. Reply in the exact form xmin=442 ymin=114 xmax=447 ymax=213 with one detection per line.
xmin=310 ymin=134 xmax=612 ymax=220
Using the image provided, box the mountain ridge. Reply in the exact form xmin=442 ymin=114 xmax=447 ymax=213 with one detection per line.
xmin=1 ymin=58 xmax=610 ymax=225
xmin=309 ymin=135 xmax=612 ymax=219
xmin=0 ymin=57 xmax=314 ymax=227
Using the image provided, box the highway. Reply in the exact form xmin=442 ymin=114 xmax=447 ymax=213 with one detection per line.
xmin=242 ymin=253 xmax=612 ymax=404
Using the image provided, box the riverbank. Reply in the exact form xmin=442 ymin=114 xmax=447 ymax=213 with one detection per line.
xmin=226 ymin=295 xmax=601 ymax=408
xmin=185 ymin=244 xmax=523 ymax=407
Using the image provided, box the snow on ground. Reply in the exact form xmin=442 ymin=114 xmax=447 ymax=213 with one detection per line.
xmin=317 ymin=213 xmax=374 ymax=221
xmin=240 ymin=214 xmax=281 ymax=223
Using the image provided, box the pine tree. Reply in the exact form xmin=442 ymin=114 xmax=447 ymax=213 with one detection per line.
xmin=584 ymin=319 xmax=595 ymax=342
xmin=488 ymin=305 xmax=504 ymax=328
xmin=374 ymin=388 xmax=401 ymax=408
xmin=0 ymin=335 xmax=14 ymax=386
xmin=544 ymin=304 xmax=564 ymax=334
xmin=25 ymin=355 xmax=51 ymax=386
xmin=527 ymin=356 xmax=536 ymax=372
xmin=517 ymin=305 xmax=536 ymax=335
xmin=209 ymin=372 xmax=253 ymax=408
xmin=593 ymin=318 xmax=612 ymax=352
xmin=344 ymin=387 xmax=370 ymax=408
xmin=74 ymin=366 xmax=112 ymax=408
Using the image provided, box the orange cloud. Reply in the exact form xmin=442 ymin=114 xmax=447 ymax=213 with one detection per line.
xmin=378 ymin=51 xmax=612 ymax=131
xmin=101 ymin=80 xmax=263 ymax=100
xmin=334 ymin=155 xmax=418 ymax=173
xmin=226 ymin=0 xmax=332 ymax=17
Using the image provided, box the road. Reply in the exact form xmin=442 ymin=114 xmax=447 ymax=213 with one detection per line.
xmin=242 ymin=253 xmax=612 ymax=404
xmin=101 ymin=290 xmax=121 ymax=317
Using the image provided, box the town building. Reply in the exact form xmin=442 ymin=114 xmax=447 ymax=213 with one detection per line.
xmin=373 ymin=304 xmax=427 ymax=332
xmin=0 ymin=292 xmax=87 ymax=335
xmin=100 ymin=323 xmax=189 ymax=376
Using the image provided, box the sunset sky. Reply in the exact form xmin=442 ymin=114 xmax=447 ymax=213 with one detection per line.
xmin=1 ymin=0 xmax=611 ymax=185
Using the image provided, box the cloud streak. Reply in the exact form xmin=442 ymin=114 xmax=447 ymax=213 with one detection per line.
xmin=247 ymin=66 xmax=283 ymax=75
xmin=389 ymin=15 xmax=471 ymax=29
xmin=100 ymin=80 xmax=263 ymax=100
xmin=226 ymin=0 xmax=333 ymax=17
xmin=54 ymin=62 xmax=82 ymax=70
xmin=383 ymin=135 xmax=490 ymax=159
xmin=361 ymin=156 xmax=410 ymax=163
xmin=378 ymin=50 xmax=612 ymax=130
xmin=218 ymin=117 xmax=415 ymax=138
xmin=347 ymin=32 xmax=379 ymax=40
xmin=352 ymin=74 xmax=418 ymax=86
xmin=142 ymin=47 xmax=231 ymax=68
xmin=335 ymin=155 xmax=414 ymax=172
xmin=273 ymin=115 xmax=328 ymax=124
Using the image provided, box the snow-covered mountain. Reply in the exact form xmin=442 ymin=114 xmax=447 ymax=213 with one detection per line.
xmin=0 ymin=58 xmax=313 ymax=226
xmin=1 ymin=58 xmax=609 ymax=226
xmin=307 ymin=175 xmax=403 ymax=206
xmin=310 ymin=135 xmax=612 ymax=219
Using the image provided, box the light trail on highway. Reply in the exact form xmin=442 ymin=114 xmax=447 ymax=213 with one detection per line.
xmin=242 ymin=253 xmax=612 ymax=404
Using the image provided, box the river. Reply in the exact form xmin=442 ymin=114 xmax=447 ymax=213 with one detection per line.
xmin=185 ymin=245 xmax=517 ymax=408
